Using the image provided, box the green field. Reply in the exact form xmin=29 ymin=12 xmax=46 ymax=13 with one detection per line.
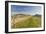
xmin=11 ymin=14 xmax=41 ymax=29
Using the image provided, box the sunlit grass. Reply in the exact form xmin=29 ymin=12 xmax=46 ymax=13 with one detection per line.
xmin=11 ymin=16 xmax=41 ymax=28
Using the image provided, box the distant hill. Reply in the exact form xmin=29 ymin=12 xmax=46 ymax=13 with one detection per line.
xmin=11 ymin=14 xmax=31 ymax=19
xmin=34 ymin=14 xmax=41 ymax=17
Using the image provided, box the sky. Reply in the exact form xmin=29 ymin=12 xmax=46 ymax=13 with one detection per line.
xmin=11 ymin=5 xmax=42 ymax=15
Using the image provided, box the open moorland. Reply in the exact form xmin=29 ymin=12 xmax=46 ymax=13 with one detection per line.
xmin=11 ymin=14 xmax=41 ymax=28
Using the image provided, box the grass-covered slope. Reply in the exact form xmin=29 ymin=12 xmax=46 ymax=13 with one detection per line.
xmin=11 ymin=14 xmax=41 ymax=28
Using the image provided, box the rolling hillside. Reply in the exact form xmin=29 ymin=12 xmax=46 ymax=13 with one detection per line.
xmin=11 ymin=14 xmax=41 ymax=28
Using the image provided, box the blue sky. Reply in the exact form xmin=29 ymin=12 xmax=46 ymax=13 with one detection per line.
xmin=11 ymin=5 xmax=42 ymax=15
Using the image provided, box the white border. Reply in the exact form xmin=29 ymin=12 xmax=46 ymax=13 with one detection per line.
xmin=8 ymin=2 xmax=44 ymax=32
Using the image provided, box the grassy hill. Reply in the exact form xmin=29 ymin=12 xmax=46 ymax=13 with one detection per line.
xmin=11 ymin=14 xmax=41 ymax=28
